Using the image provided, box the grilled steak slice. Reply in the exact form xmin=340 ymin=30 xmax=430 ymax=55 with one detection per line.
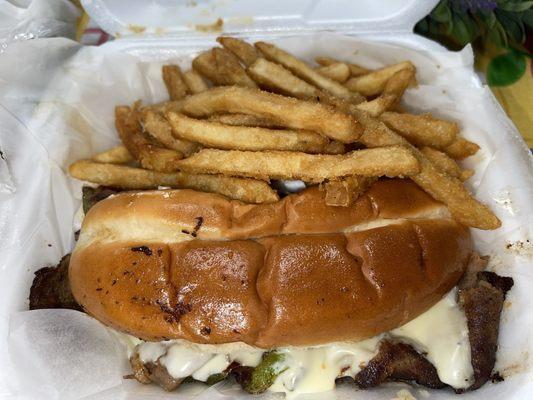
xmin=458 ymin=254 xmax=514 ymax=391
xmin=29 ymin=254 xmax=82 ymax=311
xmin=354 ymin=340 xmax=446 ymax=389
xmin=129 ymin=353 xmax=183 ymax=391
xmin=82 ymin=186 xmax=120 ymax=213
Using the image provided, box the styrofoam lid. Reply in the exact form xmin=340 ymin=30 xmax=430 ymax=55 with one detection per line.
xmin=81 ymin=0 xmax=439 ymax=39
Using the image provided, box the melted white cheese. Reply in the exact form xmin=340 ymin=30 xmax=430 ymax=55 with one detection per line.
xmin=121 ymin=289 xmax=473 ymax=396
xmin=268 ymin=336 xmax=382 ymax=395
xmin=391 ymin=288 xmax=473 ymax=388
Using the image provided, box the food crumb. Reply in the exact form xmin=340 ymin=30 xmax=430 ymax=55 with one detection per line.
xmin=128 ymin=24 xmax=146 ymax=34
xmin=391 ymin=389 xmax=416 ymax=400
xmin=504 ymin=240 xmax=533 ymax=257
xmin=491 ymin=372 xmax=504 ymax=383
xmin=195 ymin=18 xmax=223 ymax=33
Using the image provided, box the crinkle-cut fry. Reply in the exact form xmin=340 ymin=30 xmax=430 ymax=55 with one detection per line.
xmin=208 ymin=113 xmax=282 ymax=129
xmin=68 ymin=160 xmax=279 ymax=204
xmin=217 ymin=36 xmax=259 ymax=67
xmin=176 ymin=146 xmax=420 ymax=183
xmin=162 ymin=65 xmax=188 ymax=100
xmin=166 ymin=112 xmax=344 ymax=154
xmin=255 ymin=41 xmax=364 ymax=103
xmin=355 ymin=68 xmax=415 ymax=117
xmin=380 ymin=111 xmax=458 ymax=149
xmin=345 ymin=61 xmax=415 ymax=96
xmin=141 ymin=110 xmax=201 ymax=156
xmin=351 ymin=108 xmax=500 ymax=230
xmin=323 ymin=176 xmax=378 ymax=207
xmin=443 ymin=137 xmax=480 ymax=160
xmin=177 ymin=86 xmax=363 ymax=143
xmin=420 ymin=147 xmax=473 ymax=181
xmin=115 ymin=106 xmax=183 ymax=172
xmin=182 ymin=70 xmax=209 ymax=94
xmin=92 ymin=145 xmax=134 ymax=164
xmin=247 ymin=58 xmax=319 ymax=100
xmin=316 ymin=63 xmax=350 ymax=83
xmin=315 ymin=56 xmax=371 ymax=77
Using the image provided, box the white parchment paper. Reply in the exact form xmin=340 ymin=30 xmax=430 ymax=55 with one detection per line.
xmin=0 ymin=33 xmax=532 ymax=400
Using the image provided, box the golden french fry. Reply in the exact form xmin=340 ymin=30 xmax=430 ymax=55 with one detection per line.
xmin=412 ymin=155 xmax=499 ymax=229
xmin=178 ymin=86 xmax=363 ymax=143
xmin=208 ymin=113 xmax=282 ymax=129
xmin=166 ymin=112 xmax=344 ymax=154
xmin=141 ymin=110 xmax=201 ymax=156
xmin=247 ymin=58 xmax=319 ymax=100
xmin=193 ymin=48 xmax=257 ymax=88
xmin=255 ymin=41 xmax=364 ymax=103
xmin=217 ymin=36 xmax=259 ymax=67
xmin=352 ymin=108 xmax=499 ymax=229
xmin=92 ymin=145 xmax=134 ymax=164
xmin=176 ymin=146 xmax=420 ymax=183
xmin=219 ymin=73 xmax=494 ymax=228
xmin=115 ymin=106 xmax=183 ymax=172
xmin=315 ymin=56 xmax=370 ymax=77
xmin=355 ymin=68 xmax=415 ymax=117
xmin=247 ymin=58 xmax=366 ymax=112
xmin=380 ymin=111 xmax=458 ymax=149
xmin=316 ymin=63 xmax=350 ymax=82
xmin=192 ymin=51 xmax=222 ymax=83
xmin=212 ymin=47 xmax=258 ymax=88
xmin=323 ymin=176 xmax=377 ymax=207
xmin=182 ymin=70 xmax=209 ymax=94
xmin=420 ymin=147 xmax=473 ymax=181
xmin=235 ymin=65 xmax=480 ymax=225
xmin=162 ymin=65 xmax=188 ymax=100
xmin=443 ymin=137 xmax=480 ymax=159
xmin=345 ymin=61 xmax=414 ymax=96
xmin=68 ymin=160 xmax=279 ymax=204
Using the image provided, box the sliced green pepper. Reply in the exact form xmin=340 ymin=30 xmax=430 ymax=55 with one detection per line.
xmin=242 ymin=351 xmax=286 ymax=394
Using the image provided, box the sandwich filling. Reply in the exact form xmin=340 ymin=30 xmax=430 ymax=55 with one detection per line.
xmin=120 ymin=289 xmax=473 ymax=396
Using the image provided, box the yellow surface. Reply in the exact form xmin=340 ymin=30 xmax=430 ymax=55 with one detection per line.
xmin=490 ymin=58 xmax=533 ymax=148
xmin=476 ymin=43 xmax=533 ymax=148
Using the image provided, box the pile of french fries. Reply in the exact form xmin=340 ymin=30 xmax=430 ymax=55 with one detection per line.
xmin=69 ymin=36 xmax=500 ymax=230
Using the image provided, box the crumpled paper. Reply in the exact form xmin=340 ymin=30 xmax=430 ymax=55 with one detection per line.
xmin=0 ymin=33 xmax=532 ymax=400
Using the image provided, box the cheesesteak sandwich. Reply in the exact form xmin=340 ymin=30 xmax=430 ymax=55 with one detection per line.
xmin=31 ymin=179 xmax=513 ymax=396
xmin=29 ymin=36 xmax=515 ymax=397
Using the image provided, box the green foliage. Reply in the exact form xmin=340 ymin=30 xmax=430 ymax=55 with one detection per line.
xmin=488 ymin=48 xmax=527 ymax=85
xmin=415 ymin=0 xmax=532 ymax=86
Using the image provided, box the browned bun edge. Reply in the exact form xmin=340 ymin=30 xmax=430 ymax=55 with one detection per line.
xmin=76 ymin=179 xmax=450 ymax=249
xmin=70 ymin=180 xmax=471 ymax=347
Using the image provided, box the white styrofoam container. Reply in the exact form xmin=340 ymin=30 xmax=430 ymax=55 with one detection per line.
xmin=0 ymin=0 xmax=531 ymax=399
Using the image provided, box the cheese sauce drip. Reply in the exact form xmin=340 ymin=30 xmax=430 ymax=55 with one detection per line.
xmin=120 ymin=290 xmax=473 ymax=396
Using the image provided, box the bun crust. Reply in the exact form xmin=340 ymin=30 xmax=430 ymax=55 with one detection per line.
xmin=69 ymin=180 xmax=472 ymax=347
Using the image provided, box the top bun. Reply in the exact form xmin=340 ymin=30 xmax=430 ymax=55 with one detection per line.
xmin=70 ymin=179 xmax=472 ymax=347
